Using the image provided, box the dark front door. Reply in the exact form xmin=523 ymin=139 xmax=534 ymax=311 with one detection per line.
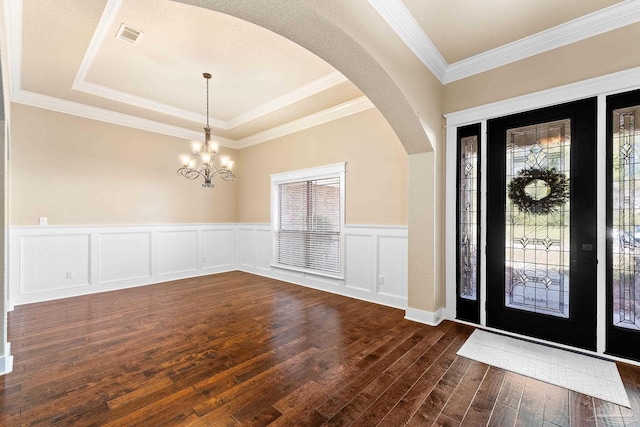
xmin=486 ymin=98 xmax=597 ymax=351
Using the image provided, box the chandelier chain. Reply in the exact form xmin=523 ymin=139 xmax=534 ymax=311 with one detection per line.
xmin=206 ymin=75 xmax=210 ymax=128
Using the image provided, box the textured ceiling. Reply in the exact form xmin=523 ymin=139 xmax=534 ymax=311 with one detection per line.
xmin=402 ymin=0 xmax=622 ymax=63
xmin=10 ymin=0 xmax=631 ymax=148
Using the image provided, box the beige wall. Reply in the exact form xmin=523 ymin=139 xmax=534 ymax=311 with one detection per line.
xmin=443 ymin=23 xmax=640 ymax=114
xmin=10 ymin=104 xmax=406 ymax=227
xmin=237 ymin=108 xmax=407 ymax=225
xmin=10 ymin=104 xmax=238 ymax=225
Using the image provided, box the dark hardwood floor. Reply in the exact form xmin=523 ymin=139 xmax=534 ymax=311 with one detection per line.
xmin=1 ymin=271 xmax=640 ymax=426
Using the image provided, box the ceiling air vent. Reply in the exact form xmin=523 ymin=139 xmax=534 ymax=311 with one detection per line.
xmin=116 ymin=23 xmax=143 ymax=45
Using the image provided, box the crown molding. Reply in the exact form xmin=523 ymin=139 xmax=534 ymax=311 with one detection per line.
xmin=367 ymin=0 xmax=447 ymax=81
xmin=72 ymin=72 xmax=348 ymax=131
xmin=370 ymin=0 xmax=640 ymax=84
xmin=443 ymin=0 xmax=640 ymax=83
xmin=11 ymin=89 xmax=374 ymax=150
xmin=72 ymin=80 xmax=225 ymax=128
xmin=236 ymin=96 xmax=374 ymax=148
xmin=225 ymin=71 xmax=348 ymax=129
xmin=11 ymin=89 xmax=237 ymax=146
xmin=4 ymin=0 xmax=22 ymax=95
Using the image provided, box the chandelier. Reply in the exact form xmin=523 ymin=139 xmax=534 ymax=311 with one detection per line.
xmin=177 ymin=72 xmax=236 ymax=188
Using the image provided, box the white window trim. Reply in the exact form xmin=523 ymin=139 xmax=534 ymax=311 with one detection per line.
xmin=270 ymin=162 xmax=346 ymax=279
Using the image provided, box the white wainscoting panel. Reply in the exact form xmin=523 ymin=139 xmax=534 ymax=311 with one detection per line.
xmin=254 ymin=229 xmax=272 ymax=272
xmin=9 ymin=223 xmax=408 ymax=310
xmin=157 ymin=230 xmax=198 ymax=276
xmin=21 ymin=234 xmax=90 ymax=295
xmin=377 ymin=235 xmax=408 ymax=298
xmin=9 ymin=224 xmax=238 ymax=306
xmin=238 ymin=228 xmax=255 ymax=269
xmin=345 ymin=234 xmax=373 ymax=292
xmin=99 ymin=232 xmax=151 ymax=284
xmin=238 ymin=224 xmax=408 ymax=309
xmin=201 ymin=229 xmax=235 ymax=269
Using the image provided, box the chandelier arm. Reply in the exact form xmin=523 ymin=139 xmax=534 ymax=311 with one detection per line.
xmin=207 ymin=162 xmax=236 ymax=181
xmin=177 ymin=167 xmax=203 ymax=180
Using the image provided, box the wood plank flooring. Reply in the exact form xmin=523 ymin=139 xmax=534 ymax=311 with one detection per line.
xmin=1 ymin=271 xmax=639 ymax=426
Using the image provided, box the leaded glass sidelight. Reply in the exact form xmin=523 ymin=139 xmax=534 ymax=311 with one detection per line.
xmin=458 ymin=135 xmax=479 ymax=300
xmin=612 ymin=105 xmax=640 ymax=330
xmin=505 ymin=120 xmax=571 ymax=318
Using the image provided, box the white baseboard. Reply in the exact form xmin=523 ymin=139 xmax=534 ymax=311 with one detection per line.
xmin=404 ymin=306 xmax=445 ymax=326
xmin=0 ymin=343 xmax=13 ymax=374
xmin=239 ymin=266 xmax=407 ymax=310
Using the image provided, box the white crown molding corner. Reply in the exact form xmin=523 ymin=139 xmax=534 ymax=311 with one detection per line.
xmin=443 ymin=0 xmax=640 ymax=83
xmin=4 ymin=0 xmax=22 ymax=96
xmin=370 ymin=0 xmax=640 ymax=84
xmin=11 ymin=89 xmax=237 ymax=146
xmin=367 ymin=0 xmax=447 ymax=82
xmin=225 ymin=71 xmax=349 ymax=129
xmin=236 ymin=96 xmax=374 ymax=148
xmin=72 ymin=0 xmax=122 ymax=88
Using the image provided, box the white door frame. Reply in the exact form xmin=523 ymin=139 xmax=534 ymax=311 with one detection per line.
xmin=444 ymin=66 xmax=640 ymax=360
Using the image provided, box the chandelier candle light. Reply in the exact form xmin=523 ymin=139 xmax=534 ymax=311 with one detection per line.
xmin=177 ymin=72 xmax=236 ymax=188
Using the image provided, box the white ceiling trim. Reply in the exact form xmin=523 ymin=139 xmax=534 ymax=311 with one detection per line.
xmin=444 ymin=1 xmax=640 ymax=83
xmin=236 ymin=96 xmax=374 ymax=148
xmin=73 ymin=71 xmax=347 ymax=131
xmin=3 ymin=0 xmax=22 ymax=95
xmin=225 ymin=71 xmax=348 ymax=129
xmin=369 ymin=0 xmax=640 ymax=84
xmin=72 ymin=79 xmax=226 ymax=129
xmin=11 ymin=89 xmax=232 ymax=145
xmin=72 ymin=0 xmax=122 ymax=90
xmin=367 ymin=0 xmax=447 ymax=81
xmin=71 ymin=0 xmax=348 ymax=130
xmin=11 ymin=88 xmax=375 ymax=150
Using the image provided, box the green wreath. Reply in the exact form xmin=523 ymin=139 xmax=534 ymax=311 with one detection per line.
xmin=508 ymin=167 xmax=569 ymax=215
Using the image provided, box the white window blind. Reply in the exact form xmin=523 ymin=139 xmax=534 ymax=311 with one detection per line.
xmin=271 ymin=164 xmax=345 ymax=278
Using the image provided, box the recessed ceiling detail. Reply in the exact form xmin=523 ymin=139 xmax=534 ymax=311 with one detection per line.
xmin=8 ymin=0 xmax=367 ymax=147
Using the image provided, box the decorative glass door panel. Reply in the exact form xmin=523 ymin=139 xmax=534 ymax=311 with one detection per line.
xmin=487 ymin=98 xmax=597 ymax=351
xmin=611 ymin=106 xmax=640 ymax=330
xmin=459 ymin=134 xmax=479 ymax=301
xmin=505 ymin=120 xmax=571 ymax=318
xmin=607 ymin=89 xmax=640 ymax=361
xmin=457 ymin=124 xmax=481 ymax=323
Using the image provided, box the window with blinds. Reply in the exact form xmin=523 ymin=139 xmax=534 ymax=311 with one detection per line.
xmin=271 ymin=163 xmax=345 ymax=278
